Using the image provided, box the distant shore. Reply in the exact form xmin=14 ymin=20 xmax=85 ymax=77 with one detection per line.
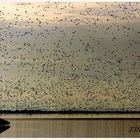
xmin=0 ymin=112 xmax=140 ymax=119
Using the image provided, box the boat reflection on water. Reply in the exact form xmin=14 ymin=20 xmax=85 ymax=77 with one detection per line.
xmin=0 ymin=118 xmax=10 ymax=134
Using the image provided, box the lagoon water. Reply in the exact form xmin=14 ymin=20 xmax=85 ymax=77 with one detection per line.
xmin=0 ymin=115 xmax=140 ymax=137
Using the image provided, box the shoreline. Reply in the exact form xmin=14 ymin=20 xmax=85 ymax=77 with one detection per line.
xmin=0 ymin=113 xmax=140 ymax=119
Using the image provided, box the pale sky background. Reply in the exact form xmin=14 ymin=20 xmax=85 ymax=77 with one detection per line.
xmin=0 ymin=2 xmax=140 ymax=111
xmin=0 ymin=0 xmax=98 ymax=3
xmin=1 ymin=0 xmax=140 ymax=3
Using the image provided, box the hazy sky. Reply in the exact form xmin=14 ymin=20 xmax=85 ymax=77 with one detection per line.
xmin=0 ymin=2 xmax=140 ymax=111
xmin=0 ymin=0 xmax=96 ymax=3
xmin=1 ymin=0 xmax=140 ymax=3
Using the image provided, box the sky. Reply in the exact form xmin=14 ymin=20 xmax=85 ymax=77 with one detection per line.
xmin=0 ymin=2 xmax=140 ymax=111
xmin=0 ymin=0 xmax=97 ymax=3
xmin=1 ymin=0 xmax=140 ymax=3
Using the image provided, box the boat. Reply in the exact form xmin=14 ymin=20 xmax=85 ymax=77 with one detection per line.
xmin=0 ymin=118 xmax=10 ymax=134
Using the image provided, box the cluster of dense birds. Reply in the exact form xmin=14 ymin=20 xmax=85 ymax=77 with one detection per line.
xmin=0 ymin=2 xmax=140 ymax=111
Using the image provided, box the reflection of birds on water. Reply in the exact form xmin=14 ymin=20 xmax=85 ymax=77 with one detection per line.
xmin=0 ymin=2 xmax=140 ymax=111
xmin=0 ymin=118 xmax=10 ymax=134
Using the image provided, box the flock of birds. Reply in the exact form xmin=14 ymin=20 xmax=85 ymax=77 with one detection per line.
xmin=0 ymin=2 xmax=140 ymax=111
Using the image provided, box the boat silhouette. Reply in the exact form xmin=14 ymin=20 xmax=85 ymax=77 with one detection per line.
xmin=0 ymin=118 xmax=10 ymax=134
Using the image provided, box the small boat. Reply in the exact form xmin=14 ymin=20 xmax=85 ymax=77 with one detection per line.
xmin=0 ymin=118 xmax=10 ymax=125
xmin=0 ymin=118 xmax=10 ymax=134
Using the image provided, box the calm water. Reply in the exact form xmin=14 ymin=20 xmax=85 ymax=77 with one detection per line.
xmin=0 ymin=118 xmax=140 ymax=137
